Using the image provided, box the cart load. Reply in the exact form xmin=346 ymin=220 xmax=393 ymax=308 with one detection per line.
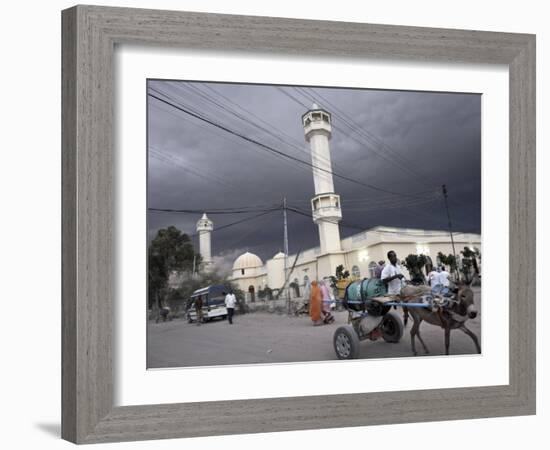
xmin=343 ymin=278 xmax=389 ymax=315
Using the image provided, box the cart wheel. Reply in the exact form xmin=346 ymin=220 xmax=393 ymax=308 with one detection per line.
xmin=381 ymin=311 xmax=404 ymax=343
xmin=334 ymin=325 xmax=360 ymax=359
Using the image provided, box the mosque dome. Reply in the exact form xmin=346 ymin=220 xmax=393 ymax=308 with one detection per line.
xmin=233 ymin=252 xmax=263 ymax=270
xmin=272 ymin=251 xmax=286 ymax=260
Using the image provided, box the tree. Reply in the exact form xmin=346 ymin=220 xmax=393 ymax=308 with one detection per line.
xmin=148 ymin=226 xmax=201 ymax=309
xmin=258 ymin=286 xmax=274 ymax=300
xmin=335 ymin=264 xmax=350 ymax=281
xmin=403 ymin=254 xmax=428 ymax=284
xmin=459 ymin=257 xmax=474 ymax=283
xmin=437 ymin=251 xmax=458 ymax=273
xmin=461 ymin=246 xmax=480 ymax=275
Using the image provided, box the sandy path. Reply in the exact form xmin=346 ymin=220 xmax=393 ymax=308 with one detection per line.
xmin=147 ymin=289 xmax=482 ymax=368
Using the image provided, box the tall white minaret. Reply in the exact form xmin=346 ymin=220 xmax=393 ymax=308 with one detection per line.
xmin=196 ymin=213 xmax=214 ymax=268
xmin=302 ymin=103 xmax=342 ymax=254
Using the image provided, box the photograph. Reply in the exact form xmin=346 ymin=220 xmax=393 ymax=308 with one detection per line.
xmin=146 ymin=80 xmax=482 ymax=368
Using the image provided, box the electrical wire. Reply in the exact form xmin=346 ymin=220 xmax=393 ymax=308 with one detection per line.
xmin=148 ymin=88 xmax=433 ymax=200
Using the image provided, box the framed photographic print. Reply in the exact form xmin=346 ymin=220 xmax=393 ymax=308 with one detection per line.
xmin=62 ymin=5 xmax=535 ymax=444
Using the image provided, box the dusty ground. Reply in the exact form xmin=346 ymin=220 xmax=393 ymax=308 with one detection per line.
xmin=147 ymin=288 xmax=481 ymax=368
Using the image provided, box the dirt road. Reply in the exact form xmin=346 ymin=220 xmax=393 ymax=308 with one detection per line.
xmin=147 ymin=289 xmax=481 ymax=368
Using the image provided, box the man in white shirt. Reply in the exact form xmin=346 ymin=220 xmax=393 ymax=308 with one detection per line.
xmin=438 ymin=267 xmax=450 ymax=287
xmin=224 ymin=290 xmax=237 ymax=324
xmin=381 ymin=250 xmax=406 ymax=295
xmin=427 ymin=268 xmax=439 ymax=287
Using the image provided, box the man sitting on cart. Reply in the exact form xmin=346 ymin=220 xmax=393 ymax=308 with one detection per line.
xmin=381 ymin=250 xmax=407 ymax=295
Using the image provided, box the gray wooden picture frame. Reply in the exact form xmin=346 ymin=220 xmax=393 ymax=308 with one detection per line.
xmin=61 ymin=5 xmax=536 ymax=444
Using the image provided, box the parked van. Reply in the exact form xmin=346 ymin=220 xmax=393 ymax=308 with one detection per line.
xmin=187 ymin=285 xmax=229 ymax=323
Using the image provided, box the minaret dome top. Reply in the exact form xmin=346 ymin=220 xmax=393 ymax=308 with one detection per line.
xmin=196 ymin=213 xmax=213 ymax=232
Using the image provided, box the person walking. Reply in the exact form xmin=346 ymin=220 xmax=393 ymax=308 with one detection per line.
xmin=319 ymin=280 xmax=335 ymax=324
xmin=374 ymin=260 xmax=385 ymax=279
xmin=309 ymin=281 xmax=323 ymax=326
xmin=224 ymin=290 xmax=237 ymax=324
xmin=194 ymin=295 xmax=203 ymax=326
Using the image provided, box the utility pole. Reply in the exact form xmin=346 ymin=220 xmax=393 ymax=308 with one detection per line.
xmin=283 ymin=197 xmax=291 ymax=313
xmin=442 ymin=184 xmax=459 ymax=280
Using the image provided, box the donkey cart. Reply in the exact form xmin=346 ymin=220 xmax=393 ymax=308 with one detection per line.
xmin=333 ymin=278 xmax=404 ymax=360
xmin=333 ymin=277 xmax=480 ymax=359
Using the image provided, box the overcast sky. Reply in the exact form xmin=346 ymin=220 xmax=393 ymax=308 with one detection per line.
xmin=147 ymin=80 xmax=481 ymax=271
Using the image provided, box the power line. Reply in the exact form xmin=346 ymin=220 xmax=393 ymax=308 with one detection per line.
xmin=286 ymin=204 xmax=476 ymax=236
xmin=148 ymin=89 xmax=432 ymax=200
xmin=149 ymin=206 xmax=280 ymax=215
xmin=189 ymin=208 xmax=281 ymax=238
xmin=197 ymin=83 xmax=348 ymax=174
xmin=150 ymin=85 xmax=320 ymax=179
xmin=149 ymin=147 xmax=239 ymax=190
xmin=282 ymin=85 xmax=439 ymax=190
xmin=298 ymin=86 xmax=440 ymax=188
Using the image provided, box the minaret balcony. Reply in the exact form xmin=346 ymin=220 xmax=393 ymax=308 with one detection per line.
xmin=302 ymin=107 xmax=332 ymax=140
xmin=197 ymin=223 xmax=213 ymax=232
xmin=311 ymin=193 xmax=342 ymax=223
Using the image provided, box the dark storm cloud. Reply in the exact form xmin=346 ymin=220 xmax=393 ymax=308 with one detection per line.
xmin=147 ymin=80 xmax=481 ymax=266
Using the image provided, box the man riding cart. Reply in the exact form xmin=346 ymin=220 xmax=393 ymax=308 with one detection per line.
xmin=333 ymin=250 xmax=477 ymax=359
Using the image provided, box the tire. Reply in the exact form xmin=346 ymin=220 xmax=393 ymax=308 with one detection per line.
xmin=381 ymin=311 xmax=404 ymax=343
xmin=333 ymin=325 xmax=361 ymax=359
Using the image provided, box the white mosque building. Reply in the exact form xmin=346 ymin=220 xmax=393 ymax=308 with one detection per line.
xmin=196 ymin=104 xmax=481 ymax=301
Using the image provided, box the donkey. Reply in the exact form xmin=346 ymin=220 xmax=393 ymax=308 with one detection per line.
xmin=404 ymin=282 xmax=481 ymax=356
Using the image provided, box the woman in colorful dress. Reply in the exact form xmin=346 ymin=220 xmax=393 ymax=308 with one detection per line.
xmin=319 ymin=281 xmax=335 ymax=324
xmin=309 ymin=280 xmax=323 ymax=326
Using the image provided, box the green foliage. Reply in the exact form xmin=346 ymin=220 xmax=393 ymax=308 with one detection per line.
xmin=403 ymin=254 xmax=428 ymax=282
xmin=437 ymin=252 xmax=458 ymax=271
xmin=335 ymin=264 xmax=350 ymax=280
xmin=460 ymin=257 xmax=474 ymax=282
xmin=473 ymin=247 xmax=481 ymax=260
xmin=258 ymin=286 xmax=274 ymax=300
xmin=148 ymin=226 xmax=201 ymax=309
xmin=460 ymin=246 xmax=481 ymax=280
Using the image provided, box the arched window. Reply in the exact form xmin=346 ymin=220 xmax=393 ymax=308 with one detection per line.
xmin=368 ymin=261 xmax=378 ymax=278
xmin=352 ymin=265 xmax=361 ymax=279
